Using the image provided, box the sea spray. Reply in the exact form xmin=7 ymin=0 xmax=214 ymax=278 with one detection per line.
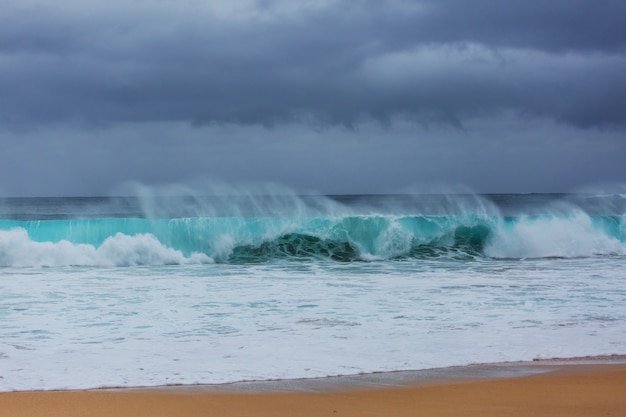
xmin=1 ymin=189 xmax=625 ymax=266
xmin=484 ymin=204 xmax=625 ymax=259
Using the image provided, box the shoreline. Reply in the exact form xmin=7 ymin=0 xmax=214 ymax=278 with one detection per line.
xmin=2 ymin=356 xmax=626 ymax=417
xmin=107 ymin=354 xmax=626 ymax=394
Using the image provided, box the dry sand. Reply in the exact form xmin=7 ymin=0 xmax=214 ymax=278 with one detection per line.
xmin=2 ymin=362 xmax=626 ymax=417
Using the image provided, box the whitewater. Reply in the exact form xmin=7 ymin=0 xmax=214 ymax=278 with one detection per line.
xmin=0 ymin=191 xmax=625 ymax=391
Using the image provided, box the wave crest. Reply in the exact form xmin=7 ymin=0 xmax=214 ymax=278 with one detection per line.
xmin=0 ymin=210 xmax=624 ymax=267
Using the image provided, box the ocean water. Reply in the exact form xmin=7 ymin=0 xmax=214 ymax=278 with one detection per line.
xmin=0 ymin=192 xmax=625 ymax=391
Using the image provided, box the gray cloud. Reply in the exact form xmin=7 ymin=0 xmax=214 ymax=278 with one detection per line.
xmin=416 ymin=0 xmax=626 ymax=52
xmin=1 ymin=0 xmax=625 ymax=197
xmin=1 ymin=117 xmax=624 ymax=197
xmin=1 ymin=0 xmax=625 ymax=129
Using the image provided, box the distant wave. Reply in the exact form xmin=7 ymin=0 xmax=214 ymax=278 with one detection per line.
xmin=0 ymin=210 xmax=623 ymax=267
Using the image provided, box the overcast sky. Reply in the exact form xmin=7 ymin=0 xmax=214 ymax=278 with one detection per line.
xmin=1 ymin=0 xmax=625 ymax=196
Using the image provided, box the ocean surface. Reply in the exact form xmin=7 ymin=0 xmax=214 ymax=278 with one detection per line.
xmin=0 ymin=192 xmax=625 ymax=391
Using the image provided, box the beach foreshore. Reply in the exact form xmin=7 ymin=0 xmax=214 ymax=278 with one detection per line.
xmin=2 ymin=358 xmax=626 ymax=417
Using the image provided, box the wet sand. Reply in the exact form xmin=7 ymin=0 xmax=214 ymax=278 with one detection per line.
xmin=2 ymin=360 xmax=626 ymax=417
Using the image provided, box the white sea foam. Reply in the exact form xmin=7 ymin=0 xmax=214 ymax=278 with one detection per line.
xmin=0 ymin=228 xmax=212 ymax=267
xmin=485 ymin=210 xmax=625 ymax=259
xmin=1 ymin=256 xmax=625 ymax=392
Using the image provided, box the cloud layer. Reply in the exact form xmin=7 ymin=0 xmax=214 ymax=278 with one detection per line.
xmin=2 ymin=0 xmax=625 ymax=128
xmin=1 ymin=0 xmax=625 ymax=196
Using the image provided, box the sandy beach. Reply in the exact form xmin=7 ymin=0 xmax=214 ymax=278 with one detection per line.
xmin=2 ymin=361 xmax=625 ymax=417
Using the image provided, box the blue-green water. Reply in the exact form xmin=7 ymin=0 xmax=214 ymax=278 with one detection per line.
xmin=0 ymin=193 xmax=625 ymax=391
xmin=1 ymin=194 xmax=623 ymax=265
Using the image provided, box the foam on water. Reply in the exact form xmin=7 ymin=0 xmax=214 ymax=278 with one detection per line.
xmin=0 ymin=189 xmax=625 ymax=391
xmin=485 ymin=211 xmax=625 ymax=259
xmin=0 ymin=228 xmax=212 ymax=267
xmin=2 ymin=257 xmax=625 ymax=391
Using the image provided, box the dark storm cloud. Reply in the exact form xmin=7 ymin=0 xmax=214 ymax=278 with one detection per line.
xmin=1 ymin=0 xmax=625 ymax=129
xmin=2 ymin=116 xmax=624 ymax=197
xmin=415 ymin=0 xmax=626 ymax=52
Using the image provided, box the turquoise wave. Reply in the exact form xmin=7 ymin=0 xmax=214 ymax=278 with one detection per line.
xmin=1 ymin=212 xmax=624 ymax=266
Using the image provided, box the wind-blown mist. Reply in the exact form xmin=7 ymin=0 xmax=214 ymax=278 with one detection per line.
xmin=1 ymin=184 xmax=624 ymax=267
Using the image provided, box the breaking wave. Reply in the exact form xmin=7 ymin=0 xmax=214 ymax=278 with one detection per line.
xmin=0 ymin=210 xmax=623 ymax=267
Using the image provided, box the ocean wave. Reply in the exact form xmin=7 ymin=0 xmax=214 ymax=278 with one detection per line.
xmin=0 ymin=210 xmax=623 ymax=267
